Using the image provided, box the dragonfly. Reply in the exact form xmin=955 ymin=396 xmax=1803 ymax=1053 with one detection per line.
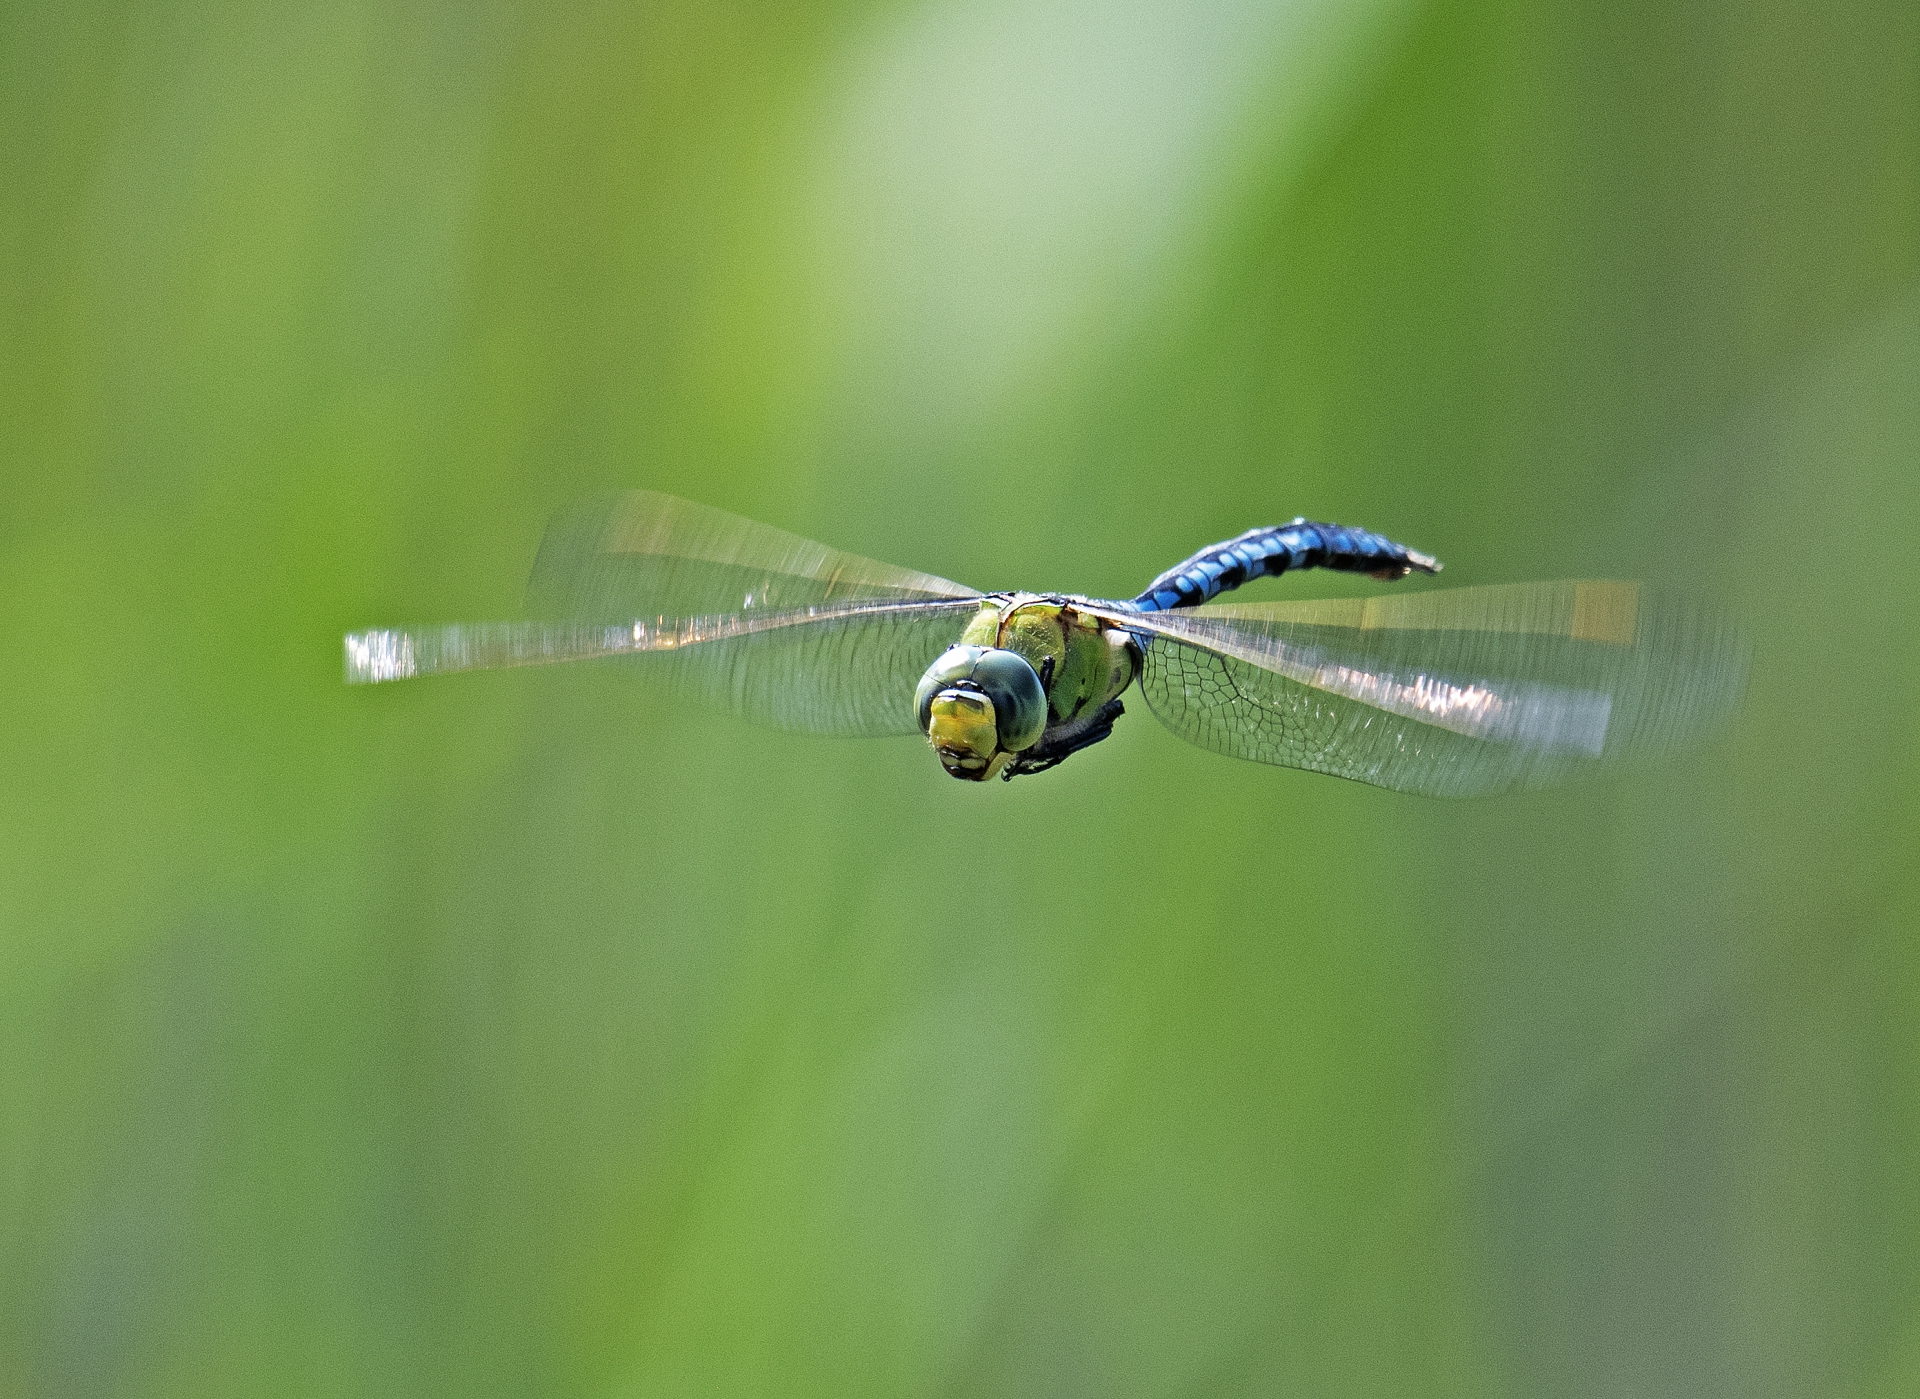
xmin=344 ymin=491 xmax=1745 ymax=796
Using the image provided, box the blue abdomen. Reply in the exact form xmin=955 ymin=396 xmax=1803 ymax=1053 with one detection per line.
xmin=1132 ymin=520 xmax=1439 ymax=611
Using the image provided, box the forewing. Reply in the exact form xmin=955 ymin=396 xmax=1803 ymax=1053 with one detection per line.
xmin=347 ymin=492 xmax=984 ymax=735
xmin=526 ymin=490 xmax=979 ymax=619
xmin=344 ymin=597 xmax=982 ymax=736
xmin=1084 ymin=581 xmax=1746 ymax=796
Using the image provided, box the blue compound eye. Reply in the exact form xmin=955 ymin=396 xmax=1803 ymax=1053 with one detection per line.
xmin=969 ymin=648 xmax=1046 ymax=752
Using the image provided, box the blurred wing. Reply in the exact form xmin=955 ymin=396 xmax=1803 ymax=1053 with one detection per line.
xmin=344 ymin=598 xmax=983 ymax=736
xmin=525 ymin=490 xmax=980 ymax=618
xmin=346 ymin=492 xmax=985 ymax=735
xmin=1081 ymin=581 xmax=1747 ymax=796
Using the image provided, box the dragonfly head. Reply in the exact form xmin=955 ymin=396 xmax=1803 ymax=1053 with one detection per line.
xmin=915 ymin=645 xmax=1047 ymax=781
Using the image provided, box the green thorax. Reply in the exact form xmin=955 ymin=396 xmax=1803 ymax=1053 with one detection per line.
xmin=958 ymin=596 xmax=1136 ymax=731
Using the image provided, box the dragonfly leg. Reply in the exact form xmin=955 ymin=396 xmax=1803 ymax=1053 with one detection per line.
xmin=1004 ymin=698 xmax=1126 ymax=779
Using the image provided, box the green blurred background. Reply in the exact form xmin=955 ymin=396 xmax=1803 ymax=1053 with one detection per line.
xmin=3 ymin=0 xmax=1916 ymax=1394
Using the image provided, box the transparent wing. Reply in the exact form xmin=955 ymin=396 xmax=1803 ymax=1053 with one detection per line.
xmin=525 ymin=490 xmax=979 ymax=619
xmin=345 ymin=599 xmax=982 ymax=735
xmin=345 ymin=492 xmax=986 ymax=736
xmin=1079 ymin=581 xmax=1747 ymax=796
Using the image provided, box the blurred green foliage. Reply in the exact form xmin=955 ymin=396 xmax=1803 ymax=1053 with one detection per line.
xmin=2 ymin=0 xmax=1916 ymax=1395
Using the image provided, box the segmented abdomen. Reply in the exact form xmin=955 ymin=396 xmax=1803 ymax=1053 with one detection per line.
xmin=1131 ymin=520 xmax=1439 ymax=612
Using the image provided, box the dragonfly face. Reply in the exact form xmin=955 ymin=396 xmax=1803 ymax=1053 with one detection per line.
xmin=914 ymin=644 xmax=1047 ymax=780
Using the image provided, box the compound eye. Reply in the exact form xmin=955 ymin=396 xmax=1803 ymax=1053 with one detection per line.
xmin=970 ymin=648 xmax=1046 ymax=752
xmin=915 ymin=646 xmax=989 ymax=733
